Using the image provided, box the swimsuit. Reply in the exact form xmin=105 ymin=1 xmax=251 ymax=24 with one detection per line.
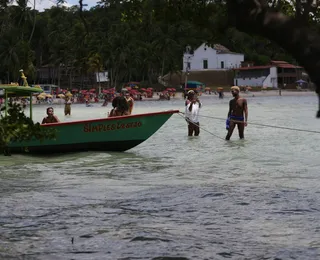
xmin=226 ymin=115 xmax=244 ymax=130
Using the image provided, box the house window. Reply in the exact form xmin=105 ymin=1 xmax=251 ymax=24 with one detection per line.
xmin=203 ymin=59 xmax=208 ymax=69
xmin=187 ymin=62 xmax=191 ymax=70
xmin=221 ymin=61 xmax=224 ymax=69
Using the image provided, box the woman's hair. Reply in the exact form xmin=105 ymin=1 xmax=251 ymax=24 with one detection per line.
xmin=47 ymin=107 xmax=54 ymax=113
xmin=112 ymin=97 xmax=129 ymax=112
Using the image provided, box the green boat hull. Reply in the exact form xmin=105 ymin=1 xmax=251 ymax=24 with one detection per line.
xmin=8 ymin=110 xmax=179 ymax=154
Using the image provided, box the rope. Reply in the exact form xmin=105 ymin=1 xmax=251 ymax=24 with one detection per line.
xmin=180 ymin=112 xmax=320 ymax=134
xmin=177 ymin=112 xmax=226 ymax=141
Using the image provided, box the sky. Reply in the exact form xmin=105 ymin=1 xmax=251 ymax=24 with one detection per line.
xmin=27 ymin=0 xmax=98 ymax=11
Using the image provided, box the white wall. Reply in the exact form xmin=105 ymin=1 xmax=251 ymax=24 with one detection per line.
xmin=183 ymin=43 xmax=217 ymax=71
xmin=234 ymin=76 xmax=266 ymax=87
xmin=95 ymin=71 xmax=109 ymax=82
xmin=183 ymin=43 xmax=244 ymax=71
xmin=261 ymin=67 xmax=277 ymax=88
xmin=218 ymin=54 xmax=244 ymax=69
xmin=234 ymin=67 xmax=279 ymax=87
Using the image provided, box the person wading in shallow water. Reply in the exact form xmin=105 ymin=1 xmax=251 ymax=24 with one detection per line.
xmin=64 ymin=97 xmax=72 ymax=116
xmin=42 ymin=107 xmax=60 ymax=124
xmin=185 ymin=90 xmax=202 ymax=136
xmin=225 ymin=86 xmax=248 ymax=140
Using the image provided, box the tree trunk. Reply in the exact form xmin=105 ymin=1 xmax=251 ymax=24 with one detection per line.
xmin=161 ymin=58 xmax=165 ymax=77
xmin=58 ymin=64 xmax=61 ymax=88
xmin=226 ymin=0 xmax=320 ymax=117
xmin=69 ymin=69 xmax=72 ymax=90
xmin=97 ymin=70 xmax=101 ymax=95
xmin=28 ymin=0 xmax=36 ymax=44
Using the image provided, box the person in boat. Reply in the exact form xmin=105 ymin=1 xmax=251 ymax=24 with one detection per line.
xmin=124 ymin=92 xmax=134 ymax=115
xmin=64 ymin=97 xmax=72 ymax=116
xmin=42 ymin=107 xmax=60 ymax=124
xmin=185 ymin=90 xmax=202 ymax=136
xmin=225 ymin=86 xmax=248 ymax=140
xmin=108 ymin=96 xmax=130 ymax=117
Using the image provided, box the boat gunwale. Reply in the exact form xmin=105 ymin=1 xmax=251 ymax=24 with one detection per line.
xmin=40 ymin=110 xmax=180 ymax=127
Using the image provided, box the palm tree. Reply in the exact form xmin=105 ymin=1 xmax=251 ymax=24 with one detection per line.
xmin=88 ymin=53 xmax=103 ymax=94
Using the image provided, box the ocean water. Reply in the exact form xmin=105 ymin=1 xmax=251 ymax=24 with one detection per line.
xmin=0 ymin=94 xmax=320 ymax=260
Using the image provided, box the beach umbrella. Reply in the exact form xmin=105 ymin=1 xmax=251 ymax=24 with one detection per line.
xmin=140 ymin=88 xmax=147 ymax=91
xmin=296 ymin=79 xmax=307 ymax=84
xmin=89 ymin=88 xmax=96 ymax=92
xmin=58 ymin=94 xmax=65 ymax=98
xmin=72 ymin=88 xmax=78 ymax=92
xmin=37 ymin=94 xmax=46 ymax=99
xmin=65 ymin=91 xmax=73 ymax=97
xmin=46 ymin=94 xmax=53 ymax=98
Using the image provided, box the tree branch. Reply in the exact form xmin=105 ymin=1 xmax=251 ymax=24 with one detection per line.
xmin=227 ymin=0 xmax=320 ymax=117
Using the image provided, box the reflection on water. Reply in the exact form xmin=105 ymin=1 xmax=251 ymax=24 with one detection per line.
xmin=1 ymin=95 xmax=320 ymax=259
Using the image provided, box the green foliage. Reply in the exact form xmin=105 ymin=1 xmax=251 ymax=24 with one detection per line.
xmin=0 ymin=0 xmax=315 ymax=86
xmin=0 ymin=102 xmax=56 ymax=155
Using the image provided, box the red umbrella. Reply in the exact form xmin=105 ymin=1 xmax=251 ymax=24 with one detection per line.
xmin=72 ymin=89 xmax=78 ymax=92
xmin=140 ymin=88 xmax=147 ymax=91
xmin=89 ymin=89 xmax=96 ymax=92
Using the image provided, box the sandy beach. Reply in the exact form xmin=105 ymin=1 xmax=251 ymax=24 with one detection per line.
xmin=29 ymin=89 xmax=317 ymax=105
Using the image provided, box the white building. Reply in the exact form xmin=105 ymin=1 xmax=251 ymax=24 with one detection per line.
xmin=234 ymin=61 xmax=303 ymax=88
xmin=234 ymin=65 xmax=278 ymax=88
xmin=183 ymin=43 xmax=244 ymax=71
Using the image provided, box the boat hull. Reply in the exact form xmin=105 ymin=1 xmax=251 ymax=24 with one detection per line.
xmin=8 ymin=110 xmax=179 ymax=154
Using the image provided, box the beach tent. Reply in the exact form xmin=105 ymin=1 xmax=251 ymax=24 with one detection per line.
xmin=186 ymin=81 xmax=205 ymax=88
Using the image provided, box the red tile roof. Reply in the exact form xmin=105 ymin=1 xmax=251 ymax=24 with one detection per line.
xmin=271 ymin=60 xmax=288 ymax=64
xmin=234 ymin=65 xmax=272 ymax=70
xmin=277 ymin=64 xmax=303 ymax=68
xmin=234 ymin=62 xmax=303 ymax=70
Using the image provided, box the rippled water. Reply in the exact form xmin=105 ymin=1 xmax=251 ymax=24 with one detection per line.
xmin=1 ymin=94 xmax=320 ymax=259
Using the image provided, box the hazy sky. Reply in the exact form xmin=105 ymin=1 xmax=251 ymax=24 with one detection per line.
xmin=29 ymin=0 xmax=98 ymax=11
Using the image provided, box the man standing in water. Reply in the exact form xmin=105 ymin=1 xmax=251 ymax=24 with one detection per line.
xmin=226 ymin=86 xmax=248 ymax=140
xmin=64 ymin=97 xmax=72 ymax=116
xmin=185 ymin=90 xmax=202 ymax=136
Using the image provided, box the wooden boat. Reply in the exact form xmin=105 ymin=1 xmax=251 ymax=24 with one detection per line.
xmin=1 ymin=71 xmax=179 ymax=154
xmin=8 ymin=111 xmax=179 ymax=154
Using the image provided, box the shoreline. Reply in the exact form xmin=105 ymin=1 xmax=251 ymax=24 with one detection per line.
xmin=27 ymin=90 xmax=317 ymax=106
xmin=223 ymin=90 xmax=317 ymax=98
